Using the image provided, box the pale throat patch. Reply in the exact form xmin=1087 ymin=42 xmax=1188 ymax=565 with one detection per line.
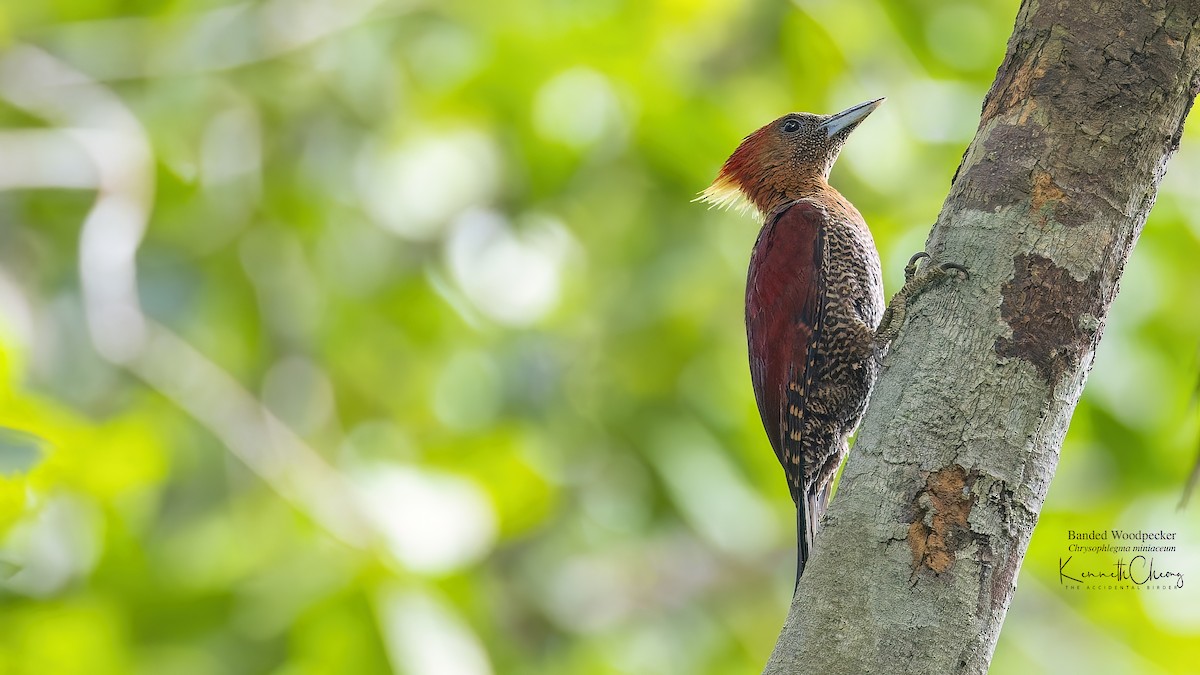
xmin=696 ymin=172 xmax=761 ymax=218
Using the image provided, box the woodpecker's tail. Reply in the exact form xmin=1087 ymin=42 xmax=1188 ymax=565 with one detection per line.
xmin=794 ymin=487 xmax=829 ymax=593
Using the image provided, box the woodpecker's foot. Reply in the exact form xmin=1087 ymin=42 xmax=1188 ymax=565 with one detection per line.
xmin=904 ymin=251 xmax=970 ymax=283
xmin=875 ymin=253 xmax=968 ymax=348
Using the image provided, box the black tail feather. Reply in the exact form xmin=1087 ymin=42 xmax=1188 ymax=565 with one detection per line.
xmin=794 ymin=487 xmax=829 ymax=593
xmin=794 ymin=507 xmax=808 ymax=592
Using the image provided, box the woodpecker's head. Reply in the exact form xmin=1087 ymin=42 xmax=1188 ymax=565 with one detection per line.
xmin=700 ymin=97 xmax=883 ymax=217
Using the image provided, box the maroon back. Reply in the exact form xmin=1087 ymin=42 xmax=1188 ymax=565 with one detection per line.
xmin=745 ymin=201 xmax=825 ymax=502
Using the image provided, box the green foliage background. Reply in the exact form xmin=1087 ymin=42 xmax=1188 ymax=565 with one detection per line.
xmin=0 ymin=0 xmax=1197 ymax=673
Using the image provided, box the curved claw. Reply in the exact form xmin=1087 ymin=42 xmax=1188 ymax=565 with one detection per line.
xmin=937 ymin=262 xmax=970 ymax=280
xmin=904 ymin=251 xmax=931 ymax=282
xmin=906 ymin=251 xmax=931 ymax=267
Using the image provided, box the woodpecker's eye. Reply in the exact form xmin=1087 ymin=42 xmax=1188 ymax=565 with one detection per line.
xmin=781 ymin=119 xmax=801 ymax=133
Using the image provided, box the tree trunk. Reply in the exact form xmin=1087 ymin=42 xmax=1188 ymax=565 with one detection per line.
xmin=764 ymin=1 xmax=1200 ymax=673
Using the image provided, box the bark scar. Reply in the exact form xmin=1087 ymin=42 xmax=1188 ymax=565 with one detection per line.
xmin=908 ymin=464 xmax=980 ymax=576
xmin=1030 ymin=170 xmax=1064 ymax=217
xmin=956 ymin=123 xmax=1047 ymax=213
xmin=1030 ymin=169 xmax=1090 ymax=228
xmin=982 ymin=58 xmax=1047 ymax=121
xmin=995 ymin=254 xmax=1105 ymax=382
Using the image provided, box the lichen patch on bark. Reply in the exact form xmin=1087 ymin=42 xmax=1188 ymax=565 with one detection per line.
xmin=908 ymin=464 xmax=980 ymax=575
xmin=994 ymin=254 xmax=1104 ymax=383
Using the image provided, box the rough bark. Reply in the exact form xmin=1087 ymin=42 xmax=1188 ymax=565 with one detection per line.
xmin=764 ymin=1 xmax=1200 ymax=673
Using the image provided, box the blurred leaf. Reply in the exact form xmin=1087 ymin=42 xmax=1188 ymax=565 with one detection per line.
xmin=0 ymin=427 xmax=45 ymax=476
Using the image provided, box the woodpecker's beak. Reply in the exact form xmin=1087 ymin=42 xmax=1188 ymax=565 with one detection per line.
xmin=822 ymin=97 xmax=885 ymax=138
